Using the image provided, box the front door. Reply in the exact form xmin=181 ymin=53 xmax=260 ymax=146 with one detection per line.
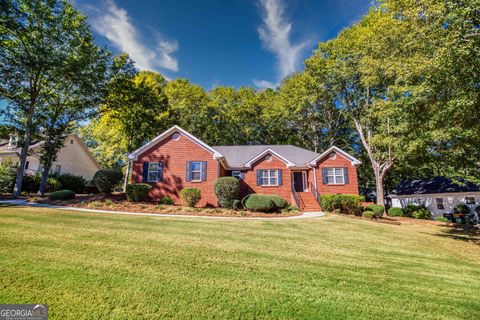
xmin=293 ymin=172 xmax=305 ymax=192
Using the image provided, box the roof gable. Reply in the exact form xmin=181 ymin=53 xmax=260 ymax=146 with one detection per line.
xmin=308 ymin=146 xmax=361 ymax=166
xmin=127 ymin=125 xmax=223 ymax=161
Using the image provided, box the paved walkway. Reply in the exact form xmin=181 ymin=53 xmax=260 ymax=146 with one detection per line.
xmin=0 ymin=199 xmax=324 ymax=221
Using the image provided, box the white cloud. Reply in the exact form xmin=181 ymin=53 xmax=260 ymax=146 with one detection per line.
xmin=257 ymin=0 xmax=310 ymax=78
xmin=86 ymin=0 xmax=179 ymax=72
xmin=252 ymin=79 xmax=277 ymax=90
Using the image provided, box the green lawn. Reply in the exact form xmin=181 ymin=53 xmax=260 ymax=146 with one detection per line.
xmin=0 ymin=206 xmax=479 ymax=319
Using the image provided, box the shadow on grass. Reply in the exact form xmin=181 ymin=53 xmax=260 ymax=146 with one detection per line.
xmin=430 ymin=225 xmax=480 ymax=245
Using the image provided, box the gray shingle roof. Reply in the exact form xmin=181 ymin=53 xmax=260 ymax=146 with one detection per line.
xmin=212 ymin=145 xmax=320 ymax=168
xmin=391 ymin=177 xmax=480 ymax=195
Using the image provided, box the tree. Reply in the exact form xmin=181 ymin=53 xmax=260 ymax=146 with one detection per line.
xmin=36 ymin=33 xmax=110 ymax=194
xmin=0 ymin=0 xmax=101 ymax=195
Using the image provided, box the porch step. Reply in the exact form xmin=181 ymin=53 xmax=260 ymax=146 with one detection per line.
xmin=297 ymin=192 xmax=321 ymax=212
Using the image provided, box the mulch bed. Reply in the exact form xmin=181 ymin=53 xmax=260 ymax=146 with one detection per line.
xmin=34 ymin=194 xmax=302 ymax=218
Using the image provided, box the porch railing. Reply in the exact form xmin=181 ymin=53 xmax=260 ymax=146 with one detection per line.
xmin=291 ymin=186 xmax=305 ymax=210
xmin=309 ymin=182 xmax=322 ymax=207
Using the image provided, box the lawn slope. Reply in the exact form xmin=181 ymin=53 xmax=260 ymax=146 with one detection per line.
xmin=0 ymin=206 xmax=479 ymax=319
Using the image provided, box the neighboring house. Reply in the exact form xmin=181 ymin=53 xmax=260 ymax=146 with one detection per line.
xmin=127 ymin=125 xmax=361 ymax=210
xmin=389 ymin=177 xmax=480 ymax=218
xmin=0 ymin=134 xmax=101 ymax=180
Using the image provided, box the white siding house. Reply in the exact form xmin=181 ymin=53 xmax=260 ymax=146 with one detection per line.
xmin=389 ymin=177 xmax=480 ymax=218
xmin=0 ymin=134 xmax=100 ymax=180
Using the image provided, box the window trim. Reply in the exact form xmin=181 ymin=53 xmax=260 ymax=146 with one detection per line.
xmin=325 ymin=167 xmax=345 ymax=185
xmin=232 ymin=170 xmax=242 ymax=180
xmin=190 ymin=161 xmax=202 ymax=182
xmin=436 ymin=198 xmax=444 ymax=210
xmin=465 ymin=197 xmax=476 ymax=205
xmin=260 ymin=169 xmax=279 ymax=186
xmin=147 ymin=162 xmax=160 ymax=182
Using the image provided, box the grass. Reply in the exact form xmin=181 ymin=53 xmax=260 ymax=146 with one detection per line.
xmin=0 ymin=206 xmax=479 ymax=319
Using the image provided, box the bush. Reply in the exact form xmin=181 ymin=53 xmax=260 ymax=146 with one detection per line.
xmin=454 ymin=204 xmax=470 ymax=215
xmin=159 ymin=197 xmax=174 ymax=205
xmin=281 ymin=204 xmax=300 ymax=213
xmin=84 ymin=180 xmax=99 ymax=194
xmin=403 ymin=203 xmax=422 ymax=217
xmin=387 ymin=207 xmax=404 ymax=217
xmin=48 ymin=189 xmax=75 ymax=201
xmin=362 ymin=210 xmax=376 ymax=219
xmin=55 ymin=173 xmax=86 ymax=194
xmin=435 ymin=216 xmax=450 ymax=223
xmin=232 ymin=199 xmax=241 ymax=210
xmin=126 ymin=183 xmax=152 ymax=202
xmin=214 ymin=177 xmax=240 ymax=208
xmin=0 ymin=163 xmax=16 ymax=193
xmin=180 ymin=188 xmax=201 ymax=207
xmin=22 ymin=173 xmax=59 ymax=193
xmin=243 ymin=194 xmax=275 ymax=212
xmin=412 ymin=207 xmax=432 ymax=219
xmin=92 ymin=170 xmax=123 ymax=195
xmin=269 ymin=195 xmax=289 ymax=209
xmin=475 ymin=205 xmax=480 ymax=215
xmin=321 ymin=194 xmax=364 ymax=215
xmin=363 ymin=204 xmax=384 ymax=217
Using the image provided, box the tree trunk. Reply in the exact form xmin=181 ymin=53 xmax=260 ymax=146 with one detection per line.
xmin=13 ymin=124 xmax=32 ymax=196
xmin=38 ymin=164 xmax=52 ymax=196
xmin=375 ymin=171 xmax=385 ymax=207
xmin=123 ymin=160 xmax=131 ymax=192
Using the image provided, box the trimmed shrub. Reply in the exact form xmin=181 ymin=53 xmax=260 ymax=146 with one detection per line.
xmin=321 ymin=194 xmax=364 ymax=215
xmin=269 ymin=195 xmax=289 ymax=209
xmin=387 ymin=207 xmax=404 ymax=217
xmin=403 ymin=203 xmax=422 ymax=217
xmin=282 ymin=204 xmax=300 ymax=213
xmin=92 ymin=170 xmax=123 ymax=195
xmin=435 ymin=216 xmax=449 ymax=223
xmin=454 ymin=204 xmax=470 ymax=215
xmin=0 ymin=163 xmax=16 ymax=193
xmin=48 ymin=190 xmax=75 ymax=201
xmin=159 ymin=197 xmax=174 ymax=205
xmin=363 ymin=204 xmax=384 ymax=217
xmin=126 ymin=183 xmax=152 ymax=202
xmin=362 ymin=210 xmax=376 ymax=219
xmin=180 ymin=188 xmax=201 ymax=207
xmin=214 ymin=177 xmax=240 ymax=208
xmin=412 ymin=207 xmax=432 ymax=219
xmin=243 ymin=194 xmax=275 ymax=212
xmin=55 ymin=173 xmax=86 ymax=194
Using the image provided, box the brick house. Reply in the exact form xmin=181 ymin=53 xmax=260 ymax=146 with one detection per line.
xmin=128 ymin=126 xmax=361 ymax=211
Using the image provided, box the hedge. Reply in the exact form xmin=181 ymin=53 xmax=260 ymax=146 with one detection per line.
xmin=214 ymin=177 xmax=240 ymax=208
xmin=387 ymin=207 xmax=404 ymax=217
xmin=159 ymin=197 xmax=174 ymax=205
xmin=49 ymin=190 xmax=75 ymax=201
xmin=403 ymin=203 xmax=422 ymax=217
xmin=242 ymin=194 xmax=289 ymax=212
xmin=454 ymin=204 xmax=470 ymax=215
xmin=92 ymin=170 xmax=123 ymax=195
xmin=321 ymin=194 xmax=364 ymax=215
xmin=54 ymin=173 xmax=86 ymax=194
xmin=411 ymin=207 xmax=432 ymax=219
xmin=126 ymin=184 xmax=152 ymax=202
xmin=180 ymin=188 xmax=201 ymax=207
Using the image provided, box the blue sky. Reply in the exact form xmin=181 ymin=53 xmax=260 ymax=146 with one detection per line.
xmin=74 ymin=0 xmax=370 ymax=89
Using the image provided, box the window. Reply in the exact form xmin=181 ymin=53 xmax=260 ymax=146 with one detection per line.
xmin=54 ymin=165 xmax=61 ymax=175
xmin=412 ymin=198 xmax=424 ymax=206
xmin=190 ymin=162 xmax=202 ymax=181
xmin=148 ymin=162 xmax=160 ymax=182
xmin=232 ymin=171 xmax=242 ymax=180
xmin=25 ymin=161 xmax=29 ymax=170
xmin=325 ymin=168 xmax=345 ymax=184
xmin=436 ymin=198 xmax=444 ymax=210
xmin=466 ymin=197 xmax=476 ymax=205
xmin=260 ymin=170 xmax=278 ymax=186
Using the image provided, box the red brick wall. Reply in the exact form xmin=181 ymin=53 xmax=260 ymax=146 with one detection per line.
xmin=314 ymin=152 xmax=359 ymax=195
xmin=240 ymin=154 xmax=293 ymax=203
xmin=131 ymin=132 xmax=219 ymax=206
